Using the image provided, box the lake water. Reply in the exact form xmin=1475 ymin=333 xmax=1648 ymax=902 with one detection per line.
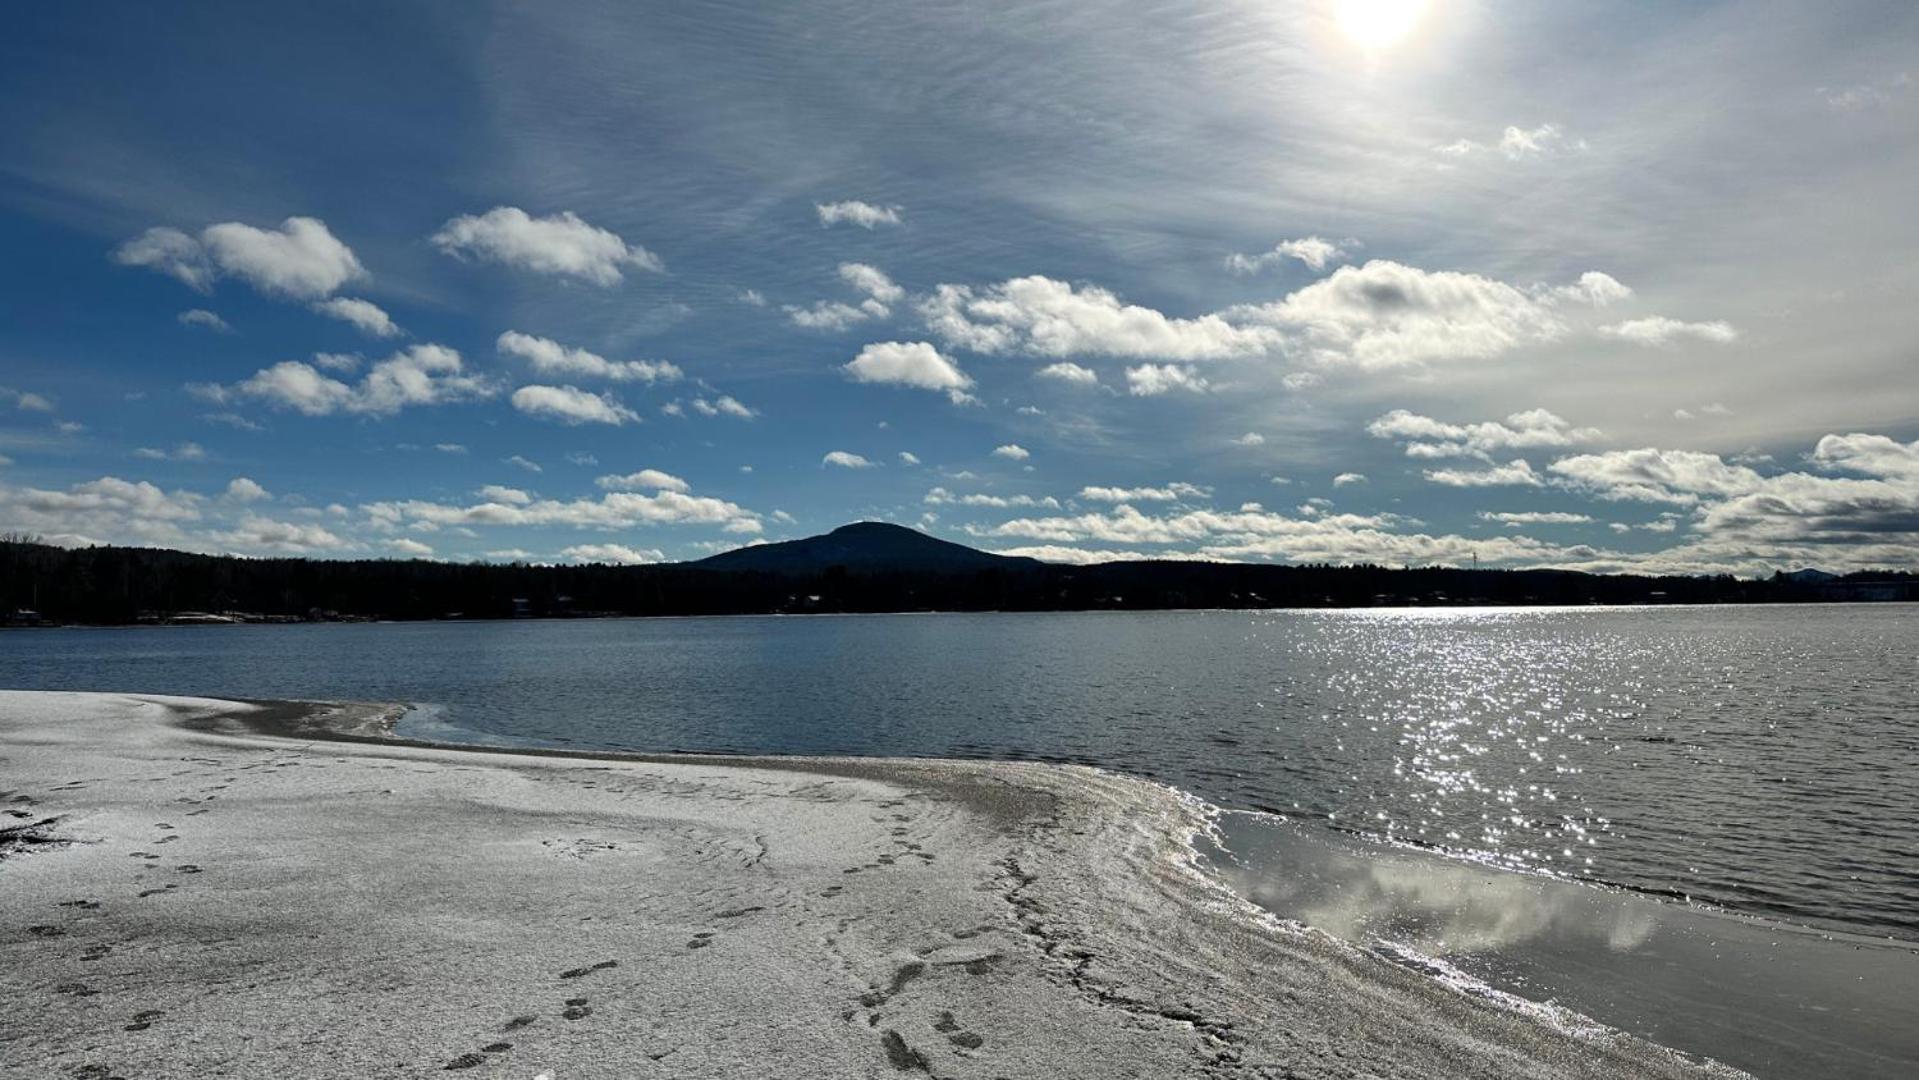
xmin=5 ymin=605 xmax=1916 ymax=1075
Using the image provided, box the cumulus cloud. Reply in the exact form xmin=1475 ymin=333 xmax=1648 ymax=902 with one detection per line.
xmin=1367 ymin=408 xmax=1601 ymax=459
xmin=1035 ymin=362 xmax=1098 ymax=385
xmin=816 ymin=200 xmax=902 ymax=228
xmin=505 ymin=455 xmax=542 ymax=473
xmin=923 ymin=487 xmax=1060 ymax=509
xmin=134 ymin=442 xmax=207 ymax=462
xmin=1231 ymin=261 xmax=1627 ymax=371
xmin=964 ymin=503 xmax=1614 ymax=570
xmin=1547 ymin=448 xmax=1766 ymax=505
xmin=843 ymin=341 xmax=973 ymax=400
xmin=562 ymin=543 xmax=667 ymax=565
xmin=823 ymin=450 xmax=875 ymax=468
xmin=922 ymin=276 xmax=1275 ymax=360
xmin=511 ymin=384 xmax=640 ymax=426
xmin=1233 ymin=432 xmax=1266 ymax=447
xmin=1125 ymin=364 xmax=1209 ymax=396
xmin=839 ymin=263 xmax=904 ymax=304
xmin=689 ymin=396 xmax=757 ymax=419
xmin=496 ymin=330 xmax=681 ymax=383
xmin=431 ymin=207 xmax=662 ymax=285
xmin=1811 ymin=433 xmax=1919 ymax=480
xmin=1078 ymin=483 xmax=1208 ymax=502
xmin=312 ymin=297 xmax=402 ymax=338
xmin=786 ymin=262 xmax=904 ymax=330
xmin=365 ymin=486 xmax=760 ymax=535
xmin=477 ymin=485 xmax=533 ymax=505
xmin=224 ymin=477 xmax=270 ymax=502
xmin=898 ymin=452 xmax=921 ymax=466
xmin=223 ymin=344 xmax=494 ymax=417
xmin=0 ymin=387 xmax=54 ymax=413
xmin=992 ymin=444 xmax=1031 ymax=461
xmin=1225 ymin=236 xmax=1348 ymax=274
xmin=596 ymin=469 xmax=690 ymax=493
xmin=1332 ymin=472 xmax=1367 ymax=487
xmin=1599 ymin=317 xmax=1739 ymax=347
xmin=116 ymin=217 xmax=365 ymax=300
xmin=387 ymin=537 xmax=435 ymax=558
xmin=211 ymin=515 xmax=353 ymax=554
xmin=1479 ymin=511 xmax=1593 ymax=526
xmin=177 ymin=309 xmax=232 ymax=333
xmin=1424 ymin=460 xmax=1544 ymax=487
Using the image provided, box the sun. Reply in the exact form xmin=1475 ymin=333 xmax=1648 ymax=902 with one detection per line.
xmin=1335 ymin=0 xmax=1431 ymax=51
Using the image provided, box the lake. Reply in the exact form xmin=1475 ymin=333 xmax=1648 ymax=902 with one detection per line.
xmin=5 ymin=605 xmax=1916 ymax=1075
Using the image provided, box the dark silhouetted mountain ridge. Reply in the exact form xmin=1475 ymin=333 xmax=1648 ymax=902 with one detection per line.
xmin=688 ymin=521 xmax=1040 ymax=574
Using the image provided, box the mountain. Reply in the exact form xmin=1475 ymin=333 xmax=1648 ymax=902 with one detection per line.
xmin=687 ymin=521 xmax=1043 ymax=574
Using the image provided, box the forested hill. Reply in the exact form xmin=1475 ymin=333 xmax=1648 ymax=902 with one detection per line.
xmin=3 ymin=531 xmax=1912 ymax=626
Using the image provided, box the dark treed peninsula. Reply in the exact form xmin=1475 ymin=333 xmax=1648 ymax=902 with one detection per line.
xmin=3 ymin=522 xmax=1913 ymax=626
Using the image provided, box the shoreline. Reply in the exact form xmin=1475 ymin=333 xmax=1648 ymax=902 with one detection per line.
xmin=2 ymin=691 xmax=1743 ymax=1078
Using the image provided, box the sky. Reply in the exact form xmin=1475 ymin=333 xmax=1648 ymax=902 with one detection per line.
xmin=2 ymin=1 xmax=1916 ymax=575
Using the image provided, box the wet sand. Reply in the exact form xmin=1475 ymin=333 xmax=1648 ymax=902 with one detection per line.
xmin=0 ymin=691 xmax=1742 ymax=1078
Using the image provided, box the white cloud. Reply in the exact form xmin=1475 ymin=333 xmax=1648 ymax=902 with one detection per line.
xmin=505 ymin=455 xmax=542 ymax=473
xmin=1036 ymin=362 xmax=1098 ymax=385
xmin=311 ymin=352 xmax=361 ymax=373
xmin=898 ymin=451 xmax=921 ymax=466
xmin=312 ymin=297 xmax=402 ymax=338
xmin=211 ymin=514 xmax=352 ymax=554
xmin=113 ymin=227 xmax=214 ymax=291
xmin=1811 ymin=433 xmax=1919 ymax=480
xmin=134 ymin=442 xmax=207 ymax=462
xmin=366 ymin=488 xmax=759 ymax=535
xmin=1225 ymin=236 xmax=1348 ymax=274
xmin=1125 ymin=364 xmax=1209 ymax=396
xmin=1548 ymin=448 xmax=1767 ymax=505
xmin=496 ymin=330 xmax=681 ymax=383
xmin=1424 ymin=460 xmax=1545 ymax=487
xmin=562 ymin=542 xmax=666 ymax=565
xmin=511 ymin=384 xmax=640 ymax=426
xmin=1479 ymin=511 xmax=1593 ymax=526
xmin=1332 ymin=472 xmax=1367 ymax=487
xmin=922 ymin=276 xmax=1275 ymax=360
xmin=596 ymin=469 xmax=690 ymax=493
xmin=816 ymin=200 xmax=902 ymax=228
xmin=431 ymin=207 xmax=662 ymax=285
xmin=786 ymin=300 xmax=881 ymax=331
xmin=227 ymin=344 xmax=493 ymax=417
xmin=1438 ymin=123 xmax=1588 ymax=161
xmin=1078 ymin=483 xmax=1208 ymax=502
xmin=965 ymin=503 xmax=1611 ymax=570
xmin=786 ymin=262 xmax=904 ymax=330
xmin=116 ymin=217 xmax=365 ymax=300
xmin=923 ymin=487 xmax=1060 ymax=509
xmin=1599 ymin=317 xmax=1739 ymax=347
xmin=843 ymin=341 xmax=974 ymax=398
xmin=839 ymin=262 xmax=904 ymax=304
xmin=224 ymin=477 xmax=270 ymax=502
xmin=690 ymin=396 xmax=756 ymax=419
xmin=1232 ymin=261 xmax=1626 ymax=372
xmin=822 ymin=450 xmax=875 ymax=469
xmin=177 ymin=309 xmax=232 ymax=333
xmin=387 ymin=537 xmax=435 ymax=557
xmin=436 ymin=443 xmax=467 ymax=454
xmin=1367 ymin=408 xmax=1600 ymax=459
xmin=477 ymin=485 xmax=533 ymax=505
xmin=2 ymin=388 xmax=55 ymax=412
xmin=1232 ymin=432 xmax=1266 ymax=447
xmin=992 ymin=443 xmax=1031 ymax=461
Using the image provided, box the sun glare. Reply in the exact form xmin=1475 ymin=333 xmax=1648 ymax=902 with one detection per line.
xmin=1336 ymin=0 xmax=1430 ymax=51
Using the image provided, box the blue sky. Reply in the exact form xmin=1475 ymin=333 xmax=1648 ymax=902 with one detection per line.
xmin=2 ymin=1 xmax=1916 ymax=573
